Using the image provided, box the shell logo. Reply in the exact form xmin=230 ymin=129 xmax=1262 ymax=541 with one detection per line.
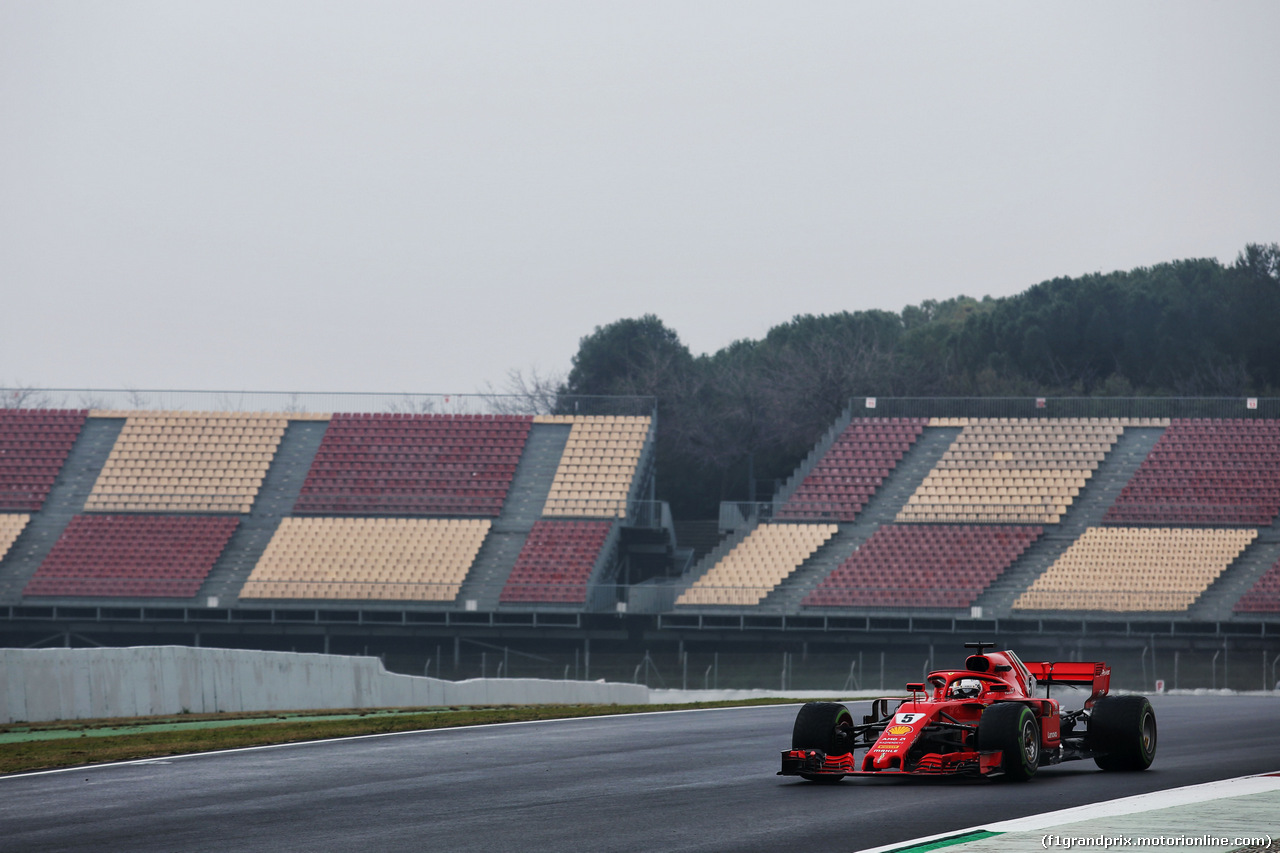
xmin=886 ymin=725 xmax=914 ymax=735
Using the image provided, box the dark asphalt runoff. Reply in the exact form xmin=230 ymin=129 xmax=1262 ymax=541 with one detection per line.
xmin=1 ymin=695 xmax=1277 ymax=853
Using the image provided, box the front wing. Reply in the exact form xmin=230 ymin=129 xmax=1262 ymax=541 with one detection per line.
xmin=779 ymin=747 xmax=1005 ymax=778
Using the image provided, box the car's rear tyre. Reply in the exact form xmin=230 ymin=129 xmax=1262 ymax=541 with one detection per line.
xmin=978 ymin=702 xmax=1040 ymax=782
xmin=791 ymin=702 xmax=852 ymax=782
xmin=1089 ymin=695 xmax=1156 ymax=771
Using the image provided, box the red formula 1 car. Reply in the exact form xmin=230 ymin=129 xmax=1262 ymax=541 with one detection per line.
xmin=780 ymin=642 xmax=1156 ymax=783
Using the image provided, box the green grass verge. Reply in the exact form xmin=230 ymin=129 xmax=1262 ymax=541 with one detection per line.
xmin=0 ymin=698 xmax=801 ymax=776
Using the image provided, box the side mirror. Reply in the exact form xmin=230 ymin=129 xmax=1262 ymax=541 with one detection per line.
xmin=864 ymin=697 xmax=893 ymax=724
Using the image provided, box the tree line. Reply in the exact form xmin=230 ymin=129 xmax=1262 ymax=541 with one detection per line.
xmin=552 ymin=244 xmax=1280 ymax=518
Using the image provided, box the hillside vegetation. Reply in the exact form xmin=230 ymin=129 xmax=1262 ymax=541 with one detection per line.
xmin=557 ymin=244 xmax=1280 ymax=516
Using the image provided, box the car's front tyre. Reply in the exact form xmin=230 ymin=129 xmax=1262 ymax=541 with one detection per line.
xmin=978 ymin=702 xmax=1040 ymax=782
xmin=791 ymin=702 xmax=852 ymax=782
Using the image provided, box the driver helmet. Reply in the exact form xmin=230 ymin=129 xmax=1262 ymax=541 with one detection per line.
xmin=949 ymin=678 xmax=983 ymax=699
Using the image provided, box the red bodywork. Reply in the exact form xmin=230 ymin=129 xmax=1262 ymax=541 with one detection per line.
xmin=780 ymin=648 xmax=1112 ymax=780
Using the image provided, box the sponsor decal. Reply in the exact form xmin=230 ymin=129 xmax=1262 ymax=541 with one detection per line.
xmin=886 ymin=725 xmax=913 ymax=735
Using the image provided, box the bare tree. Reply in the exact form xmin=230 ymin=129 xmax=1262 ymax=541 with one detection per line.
xmin=123 ymin=387 xmax=151 ymax=410
xmin=0 ymin=384 xmax=53 ymax=409
xmin=758 ymin=330 xmax=901 ymax=452
xmin=384 ymin=395 xmax=440 ymax=415
xmin=480 ymin=367 xmax=566 ymax=416
xmin=280 ymin=393 xmax=308 ymax=415
xmin=76 ymin=392 xmax=109 ymax=410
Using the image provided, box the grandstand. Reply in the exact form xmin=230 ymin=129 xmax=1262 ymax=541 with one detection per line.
xmin=293 ymin=413 xmax=531 ymax=517
xmin=804 ymin=523 xmax=1041 ymax=609
xmin=0 ymin=514 xmax=28 ymax=563
xmin=776 ymin=418 xmax=925 ymax=522
xmin=1103 ymin=419 xmax=1280 ymax=526
xmin=1 ymin=391 xmax=1278 ymax=690
xmin=1236 ymin=556 xmax=1280 ymax=613
xmin=897 ymin=418 xmax=1128 ymax=524
xmin=86 ymin=411 xmax=289 ymax=514
xmin=24 ymin=514 xmax=239 ymax=597
xmin=538 ymin=415 xmax=651 ymax=519
xmin=500 ymin=519 xmax=615 ymax=604
xmin=676 ymin=523 xmax=838 ymax=606
xmin=241 ymin=517 xmax=490 ymax=602
xmin=1013 ymin=526 xmax=1256 ymax=612
xmin=0 ymin=409 xmax=86 ymax=512
xmin=0 ymin=396 xmax=656 ymax=615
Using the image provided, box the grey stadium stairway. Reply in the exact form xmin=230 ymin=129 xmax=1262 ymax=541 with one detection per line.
xmin=762 ymin=424 xmax=963 ymax=614
xmin=204 ymin=419 xmax=330 ymax=607
xmin=457 ymin=420 xmax=571 ymax=610
xmin=0 ymin=417 xmax=124 ymax=606
xmin=1186 ymin=520 xmax=1280 ymax=622
xmin=974 ymin=425 xmax=1165 ymax=617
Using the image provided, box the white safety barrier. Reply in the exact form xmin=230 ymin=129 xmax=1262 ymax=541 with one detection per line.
xmin=0 ymin=646 xmax=650 ymax=723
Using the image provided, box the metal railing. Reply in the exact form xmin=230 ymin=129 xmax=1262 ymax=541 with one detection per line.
xmin=851 ymin=396 xmax=1280 ymax=420
xmin=718 ymin=501 xmax=778 ymax=531
xmin=48 ymin=491 xmax=662 ymax=520
xmin=622 ymin=500 xmax=670 ymax=530
xmin=4 ymin=604 xmax=1275 ymax=640
xmin=711 ymin=502 xmax=1280 ymax=528
xmin=238 ymin=579 xmax=464 ymax=601
xmin=0 ymin=388 xmax=656 ymax=418
xmin=8 ymin=390 xmax=1277 ymax=421
xmin=59 ymin=493 xmax=1277 ymax=525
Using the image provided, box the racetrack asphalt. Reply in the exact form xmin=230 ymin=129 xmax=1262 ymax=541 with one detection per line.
xmin=0 ymin=694 xmax=1276 ymax=853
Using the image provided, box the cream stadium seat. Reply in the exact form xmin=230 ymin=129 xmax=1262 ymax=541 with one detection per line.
xmin=538 ymin=416 xmax=652 ymax=519
xmin=677 ymin=523 xmax=838 ymax=607
xmin=897 ymin=419 xmax=1122 ymax=525
xmin=1013 ymin=526 xmax=1258 ymax=613
xmin=240 ymin=517 xmax=491 ymax=602
xmin=86 ymin=411 xmax=290 ymax=513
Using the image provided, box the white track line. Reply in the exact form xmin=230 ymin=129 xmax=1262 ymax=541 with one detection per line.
xmin=854 ymin=772 xmax=1280 ymax=853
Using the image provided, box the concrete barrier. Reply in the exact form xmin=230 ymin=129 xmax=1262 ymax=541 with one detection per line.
xmin=0 ymin=647 xmax=650 ymax=723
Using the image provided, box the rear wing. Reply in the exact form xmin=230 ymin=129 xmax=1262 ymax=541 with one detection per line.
xmin=1023 ymin=661 xmax=1111 ymax=707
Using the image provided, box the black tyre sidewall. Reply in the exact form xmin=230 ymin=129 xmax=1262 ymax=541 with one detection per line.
xmin=792 ymin=702 xmax=853 ymax=756
xmin=1090 ymin=696 xmax=1156 ymax=771
xmin=978 ymin=702 xmax=1040 ymax=781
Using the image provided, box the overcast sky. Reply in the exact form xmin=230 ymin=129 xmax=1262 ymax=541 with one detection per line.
xmin=2 ymin=1 xmax=1277 ymax=396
